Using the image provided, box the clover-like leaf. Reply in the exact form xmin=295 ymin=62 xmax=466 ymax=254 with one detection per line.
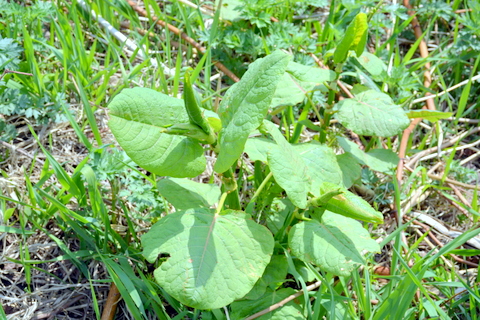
xmin=108 ymin=88 xmax=206 ymax=178
xmin=334 ymin=90 xmax=410 ymax=137
xmin=214 ymin=50 xmax=290 ymax=173
xmin=289 ymin=211 xmax=380 ymax=276
xmin=142 ymin=209 xmax=274 ymax=309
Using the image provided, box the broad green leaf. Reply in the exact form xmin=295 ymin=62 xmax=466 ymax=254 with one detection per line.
xmin=244 ymin=137 xmax=276 ymax=162
xmin=292 ymin=141 xmax=343 ymax=196
xmin=231 ymin=288 xmax=305 ymax=319
xmin=336 ymin=153 xmax=361 ymax=188
xmin=244 ymin=255 xmax=289 ymax=300
xmin=406 ymin=109 xmax=453 ymax=122
xmin=351 ymin=84 xmax=371 ymax=95
xmin=157 ymin=178 xmax=221 ymax=210
xmin=214 ymin=50 xmax=290 ymax=173
xmin=288 ymin=211 xmax=380 ymax=276
xmin=108 ymin=88 xmax=206 ymax=178
xmin=293 ymin=259 xmax=317 ymax=282
xmin=334 ymin=90 xmax=409 ymax=137
xmin=366 ymin=149 xmax=399 ymax=171
xmin=271 ymin=61 xmax=335 ymax=108
xmin=337 ymin=136 xmax=398 ymax=173
xmin=356 ymin=52 xmax=387 ymax=78
xmin=142 ymin=209 xmax=274 ymax=309
xmin=263 ymin=120 xmax=310 ymax=209
xmin=334 ymin=13 xmax=368 ymax=64
xmin=318 ymin=182 xmax=384 ymax=223
xmin=246 ymin=139 xmax=343 ymax=196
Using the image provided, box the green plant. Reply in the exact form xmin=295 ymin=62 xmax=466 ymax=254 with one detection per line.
xmin=105 ymin=14 xmax=416 ymax=313
xmin=3 ymin=0 xmax=479 ymax=318
xmin=0 ymin=2 xmax=70 ymax=142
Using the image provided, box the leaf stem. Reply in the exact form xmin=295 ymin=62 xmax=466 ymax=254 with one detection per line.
xmin=215 ymin=192 xmax=229 ymax=215
xmin=220 ymin=168 xmax=241 ymax=210
xmin=319 ymin=77 xmax=339 ymax=143
xmin=245 ymin=171 xmax=273 ymax=214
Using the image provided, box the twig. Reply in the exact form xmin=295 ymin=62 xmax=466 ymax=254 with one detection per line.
xmin=245 ymin=281 xmax=321 ymax=320
xmin=411 ymin=73 xmax=480 ymax=105
xmin=401 ymin=189 xmax=431 ymax=214
xmin=459 ymin=145 xmax=480 ymax=165
xmin=32 ymin=294 xmax=84 ymax=319
xmin=101 ymin=283 xmax=121 ymax=320
xmin=177 ymin=0 xmax=214 ymax=17
xmin=309 ymin=53 xmax=355 ymax=98
xmin=397 ymin=0 xmax=437 ymax=185
xmin=404 ymin=165 xmax=479 ymax=190
xmin=76 ymin=0 xmax=178 ymax=74
xmin=448 ymin=183 xmax=475 ymax=211
xmin=407 ymin=215 xmax=479 ymax=266
xmin=406 ymin=127 xmax=480 ymax=168
xmin=412 ymin=227 xmax=453 ymax=267
xmin=416 ymin=135 xmax=480 ymax=163
xmin=0 ymin=69 xmax=33 ymax=82
xmin=127 ymin=1 xmax=240 ymax=82
xmin=397 ymin=117 xmax=423 ymax=182
xmin=455 ymin=8 xmax=473 ymax=14
xmin=444 ymin=117 xmax=480 ymax=124
xmin=0 ymin=140 xmax=45 ymax=165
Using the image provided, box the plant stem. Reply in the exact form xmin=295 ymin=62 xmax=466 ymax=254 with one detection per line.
xmin=245 ymin=171 xmax=273 ymax=214
xmin=215 ymin=192 xmax=229 ymax=215
xmin=221 ymin=168 xmax=241 ymax=210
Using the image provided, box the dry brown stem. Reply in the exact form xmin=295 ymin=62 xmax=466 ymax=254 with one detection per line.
xmin=397 ymin=0 xmax=437 ymax=185
xmin=100 ymin=283 xmax=121 ymax=320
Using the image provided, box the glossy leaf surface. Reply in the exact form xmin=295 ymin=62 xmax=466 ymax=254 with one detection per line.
xmin=263 ymin=120 xmax=310 ymax=209
xmin=289 ymin=211 xmax=380 ymax=276
xmin=142 ymin=209 xmax=274 ymax=309
xmin=157 ymin=178 xmax=221 ymax=210
xmin=215 ymin=50 xmax=290 ymax=173
xmin=108 ymin=88 xmax=205 ymax=178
